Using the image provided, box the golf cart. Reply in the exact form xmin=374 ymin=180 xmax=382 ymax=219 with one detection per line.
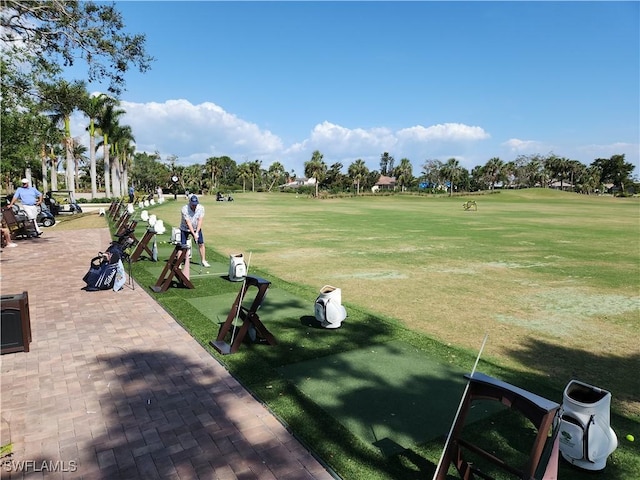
xmin=37 ymin=203 xmax=56 ymax=227
xmin=45 ymin=190 xmax=83 ymax=215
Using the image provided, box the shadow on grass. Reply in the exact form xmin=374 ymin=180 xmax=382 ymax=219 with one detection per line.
xmin=123 ymin=231 xmax=640 ymax=480
xmin=504 ymin=337 xmax=640 ymax=416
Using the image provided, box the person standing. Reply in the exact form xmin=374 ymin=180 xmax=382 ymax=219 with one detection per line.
xmin=128 ymin=185 xmax=135 ymax=203
xmin=180 ymin=194 xmax=210 ymax=267
xmin=8 ymin=178 xmax=43 ymax=235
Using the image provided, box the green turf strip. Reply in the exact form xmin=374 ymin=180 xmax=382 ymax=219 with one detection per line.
xmin=187 ymin=288 xmax=313 ymax=326
xmin=278 ymin=340 xmax=499 ymax=455
xmin=141 ymin=260 xmax=228 ymax=280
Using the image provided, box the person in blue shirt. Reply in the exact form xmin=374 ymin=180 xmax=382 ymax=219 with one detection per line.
xmin=8 ymin=178 xmax=43 ymax=235
xmin=128 ymin=186 xmax=134 ymax=203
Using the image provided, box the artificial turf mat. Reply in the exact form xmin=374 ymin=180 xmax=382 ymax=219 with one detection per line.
xmin=141 ymin=259 xmax=228 ymax=280
xmin=187 ymin=288 xmax=313 ymax=327
xmin=278 ymin=340 xmax=499 ymax=456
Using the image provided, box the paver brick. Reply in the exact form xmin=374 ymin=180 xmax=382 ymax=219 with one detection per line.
xmin=0 ymin=228 xmax=333 ymax=479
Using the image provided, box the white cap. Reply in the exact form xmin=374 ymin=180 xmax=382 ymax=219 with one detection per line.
xmin=21 ymin=178 xmax=29 ymax=184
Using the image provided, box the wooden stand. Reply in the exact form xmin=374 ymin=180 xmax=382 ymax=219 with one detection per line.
xmin=115 ymin=212 xmax=131 ymax=232
xmin=434 ymin=372 xmax=560 ymax=480
xmin=211 ymin=276 xmax=277 ymax=355
xmin=130 ymin=229 xmax=157 ymax=262
xmin=108 ymin=199 xmax=121 ymax=218
xmin=151 ymin=244 xmax=194 ymax=292
xmin=116 ymin=218 xmax=137 ymax=237
xmin=110 ymin=200 xmax=124 ymax=220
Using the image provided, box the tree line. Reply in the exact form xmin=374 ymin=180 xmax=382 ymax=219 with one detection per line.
xmin=2 ymin=1 xmax=636 ymax=199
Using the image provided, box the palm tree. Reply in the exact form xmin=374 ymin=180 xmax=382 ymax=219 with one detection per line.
xmin=36 ymin=116 xmax=63 ymax=194
xmin=248 ymin=160 xmax=262 ymax=192
xmin=267 ymin=162 xmax=286 ymax=191
xmin=38 ymin=80 xmax=88 ymax=194
xmin=110 ymin=123 xmax=135 ymax=197
xmin=205 ymin=157 xmax=223 ymax=192
xmin=237 ymin=162 xmax=252 ymax=192
xmin=72 ymin=139 xmax=88 ymax=189
xmin=395 ymin=158 xmax=414 ymax=192
xmin=484 ymin=157 xmax=505 ymax=190
xmin=95 ymin=102 xmax=125 ymax=198
xmin=118 ymin=140 xmax=136 ymax=197
xmin=304 ymin=150 xmax=327 ymax=198
xmin=348 ymin=159 xmax=368 ymax=195
xmin=182 ymin=164 xmax=205 ymax=193
xmin=81 ymin=92 xmax=113 ymax=198
xmin=441 ymin=158 xmax=462 ymax=196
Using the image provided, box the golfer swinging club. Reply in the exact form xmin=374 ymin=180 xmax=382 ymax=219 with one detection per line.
xmin=180 ymin=194 xmax=210 ymax=268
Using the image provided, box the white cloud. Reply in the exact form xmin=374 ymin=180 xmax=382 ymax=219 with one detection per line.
xmin=72 ymin=100 xmax=494 ymax=174
xmin=119 ymin=99 xmax=283 ymax=165
xmin=502 ymin=138 xmax=544 ymax=152
xmin=397 ymin=123 xmax=490 ymax=142
xmin=71 ymin=98 xmax=637 ymax=178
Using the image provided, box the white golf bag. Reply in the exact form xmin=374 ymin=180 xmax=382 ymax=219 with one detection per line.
xmin=314 ymin=285 xmax=347 ymax=329
xmin=558 ymin=379 xmax=618 ymax=471
xmin=229 ymin=253 xmax=247 ymax=282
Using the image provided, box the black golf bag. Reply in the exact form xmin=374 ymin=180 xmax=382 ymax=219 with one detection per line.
xmin=82 ymin=242 xmax=126 ymax=291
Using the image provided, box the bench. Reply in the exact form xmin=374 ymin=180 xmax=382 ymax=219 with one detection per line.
xmin=2 ymin=207 xmax=38 ymax=239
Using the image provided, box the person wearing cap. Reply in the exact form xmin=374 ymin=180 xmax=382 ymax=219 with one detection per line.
xmin=8 ymin=178 xmax=43 ymax=235
xmin=180 ymin=194 xmax=210 ymax=267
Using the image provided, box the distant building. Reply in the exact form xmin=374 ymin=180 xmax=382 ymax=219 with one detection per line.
xmin=375 ymin=175 xmax=396 ymax=190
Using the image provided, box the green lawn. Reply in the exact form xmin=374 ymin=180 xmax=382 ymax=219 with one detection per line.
xmin=120 ymin=189 xmax=639 ymax=480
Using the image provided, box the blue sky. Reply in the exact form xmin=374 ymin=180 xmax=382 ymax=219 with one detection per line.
xmin=72 ymin=1 xmax=640 ymax=177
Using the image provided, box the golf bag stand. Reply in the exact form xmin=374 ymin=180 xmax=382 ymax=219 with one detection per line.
xmin=151 ymin=243 xmax=194 ymax=292
xmin=210 ymin=275 xmax=277 ymax=355
xmin=434 ymin=372 xmax=561 ymax=480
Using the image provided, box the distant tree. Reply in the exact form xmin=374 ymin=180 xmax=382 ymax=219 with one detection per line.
xmin=80 ymin=92 xmax=114 ymax=197
xmin=267 ymin=162 xmax=286 ymax=191
xmin=546 ymin=155 xmax=576 ymax=189
xmin=1 ymin=107 xmax=51 ymax=191
xmin=380 ymin=152 xmax=395 ymax=176
xmin=364 ymin=170 xmax=381 ymax=191
xmin=394 ymin=158 xmax=414 ymax=192
xmin=483 ymin=157 xmax=505 ymax=190
xmin=38 ymin=79 xmax=88 ymax=193
xmin=421 ymin=159 xmax=444 ymax=192
xmin=441 ymin=158 xmax=462 ymax=196
xmin=72 ymin=140 xmax=88 ymax=189
xmin=348 ymin=159 xmax=369 ymax=195
xmin=248 ymin=160 xmax=262 ymax=192
xmin=237 ymin=162 xmax=252 ymax=192
xmin=304 ymin=150 xmax=327 ymax=197
xmin=182 ymin=164 xmax=205 ymax=194
xmin=131 ymin=152 xmax=169 ymax=194
xmin=111 ymin=123 xmax=135 ymax=195
xmin=325 ymin=162 xmax=348 ymax=191
xmin=591 ymin=154 xmax=635 ymax=194
xmin=95 ymin=102 xmax=126 ymax=198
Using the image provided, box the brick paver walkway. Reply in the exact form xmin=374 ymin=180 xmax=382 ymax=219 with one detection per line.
xmin=1 ymin=228 xmax=335 ymax=480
